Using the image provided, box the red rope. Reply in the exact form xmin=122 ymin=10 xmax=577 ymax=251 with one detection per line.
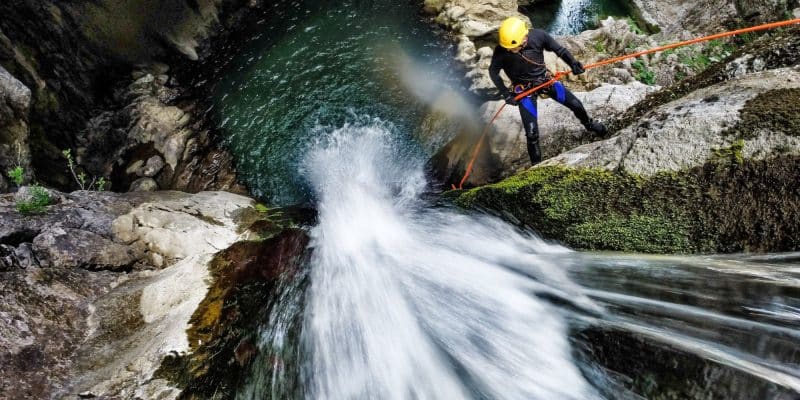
xmin=453 ymin=17 xmax=800 ymax=189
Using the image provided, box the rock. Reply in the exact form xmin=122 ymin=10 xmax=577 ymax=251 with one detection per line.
xmin=630 ymin=0 xmax=796 ymax=36
xmin=423 ymin=0 xmax=448 ymax=14
xmin=13 ymin=242 xmax=37 ymax=269
xmin=0 ymin=66 xmax=31 ymax=116
xmin=72 ymin=191 xmax=259 ymax=398
xmin=0 ymin=189 xmax=270 ymax=398
xmin=32 ymin=227 xmax=144 ymax=270
xmin=543 ymin=68 xmax=800 ymax=175
xmin=129 ymin=177 xmax=159 ymax=192
xmin=0 ymin=0 xmax=250 ymax=193
xmin=0 ymin=244 xmax=14 ymax=270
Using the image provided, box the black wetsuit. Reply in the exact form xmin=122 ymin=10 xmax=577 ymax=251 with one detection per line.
xmin=489 ymin=29 xmax=593 ymax=165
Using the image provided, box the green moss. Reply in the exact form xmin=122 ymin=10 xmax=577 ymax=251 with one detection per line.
xmin=567 ymin=214 xmax=691 ymax=253
xmin=631 ymin=59 xmax=656 ymax=85
xmin=712 ymin=139 xmax=745 ymax=165
xmin=450 ymin=157 xmax=800 ymax=254
xmin=626 ymin=17 xmax=645 ymax=35
xmin=724 ymin=88 xmax=800 ymax=139
xmin=593 ymin=39 xmax=607 ymax=54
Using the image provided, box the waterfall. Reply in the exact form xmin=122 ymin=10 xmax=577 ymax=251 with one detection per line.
xmin=299 ymin=118 xmax=599 ymax=399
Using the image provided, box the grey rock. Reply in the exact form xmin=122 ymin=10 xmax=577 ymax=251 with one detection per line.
xmin=32 ymin=227 xmax=143 ymax=270
xmin=141 ymin=155 xmax=165 ymax=177
xmin=0 ymin=66 xmax=31 ymax=119
xmin=543 ymin=68 xmax=800 ymax=174
xmin=13 ymin=242 xmax=37 ymax=269
xmin=129 ymin=177 xmax=159 ymax=192
xmin=0 ymin=244 xmax=14 ymax=270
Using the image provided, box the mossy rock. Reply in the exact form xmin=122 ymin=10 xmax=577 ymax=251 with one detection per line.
xmin=451 ymin=156 xmax=800 ymax=254
xmin=154 ymin=226 xmax=310 ymax=399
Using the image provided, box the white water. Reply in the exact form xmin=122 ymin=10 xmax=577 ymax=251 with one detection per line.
xmin=300 ymin=119 xmax=600 ymax=399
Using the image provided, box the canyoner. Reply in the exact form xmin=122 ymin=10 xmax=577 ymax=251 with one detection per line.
xmin=491 ymin=16 xmax=608 ymax=166
xmin=455 ymin=16 xmax=800 ymax=190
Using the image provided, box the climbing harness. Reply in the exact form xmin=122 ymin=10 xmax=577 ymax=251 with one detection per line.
xmin=453 ymin=17 xmax=800 ymax=190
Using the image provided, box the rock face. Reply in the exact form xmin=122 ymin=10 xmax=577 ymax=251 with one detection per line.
xmin=631 ymin=0 xmax=799 ymax=36
xmin=0 ymin=65 xmax=32 ymax=187
xmin=0 ymin=0 xmax=256 ymax=192
xmin=423 ymin=0 xmax=527 ymax=94
xmin=0 ymin=189 xmax=274 ymax=398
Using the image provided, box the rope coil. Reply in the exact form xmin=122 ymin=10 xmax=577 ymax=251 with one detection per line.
xmin=453 ymin=17 xmax=800 ymax=190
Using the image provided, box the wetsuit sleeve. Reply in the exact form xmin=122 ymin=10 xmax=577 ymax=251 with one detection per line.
xmin=542 ymin=31 xmax=579 ymax=66
xmin=488 ymin=49 xmax=510 ymax=96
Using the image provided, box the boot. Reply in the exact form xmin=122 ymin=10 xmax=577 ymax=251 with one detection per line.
xmin=527 ymin=139 xmax=542 ymax=165
xmin=583 ymin=119 xmax=608 ymax=137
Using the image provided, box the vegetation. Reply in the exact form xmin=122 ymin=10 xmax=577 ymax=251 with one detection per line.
xmin=631 ymin=59 xmax=656 ymax=85
xmin=723 ymin=88 xmax=800 ymax=140
xmin=15 ymin=185 xmax=51 ymax=215
xmin=6 ymin=166 xmax=24 ymax=186
xmin=626 ymin=17 xmax=645 ymax=35
xmin=450 ymin=156 xmax=800 ymax=254
xmin=62 ymin=149 xmax=107 ymax=191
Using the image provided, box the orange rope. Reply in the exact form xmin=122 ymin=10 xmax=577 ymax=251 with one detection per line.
xmin=453 ymin=17 xmax=800 ymax=190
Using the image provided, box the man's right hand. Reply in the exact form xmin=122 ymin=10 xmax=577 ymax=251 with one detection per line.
xmin=504 ymin=93 xmax=518 ymax=106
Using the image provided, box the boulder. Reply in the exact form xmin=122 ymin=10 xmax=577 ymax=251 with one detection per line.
xmin=141 ymin=155 xmax=165 ymax=177
xmin=542 ymin=67 xmax=800 ymax=174
xmin=129 ymin=177 xmax=159 ymax=192
xmin=32 ymin=227 xmax=144 ymax=270
xmin=0 ymin=66 xmax=32 ymax=187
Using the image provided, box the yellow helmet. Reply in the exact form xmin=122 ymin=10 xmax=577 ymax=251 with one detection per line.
xmin=498 ymin=17 xmax=529 ymax=49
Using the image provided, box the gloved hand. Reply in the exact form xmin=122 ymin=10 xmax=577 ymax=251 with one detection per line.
xmin=504 ymin=92 xmax=518 ymax=106
xmin=571 ymin=61 xmax=585 ymax=75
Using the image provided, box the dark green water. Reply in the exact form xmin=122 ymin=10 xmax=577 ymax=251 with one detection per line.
xmin=212 ymin=0 xmax=469 ymax=205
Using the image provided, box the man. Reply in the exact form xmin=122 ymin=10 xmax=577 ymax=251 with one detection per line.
xmin=489 ymin=16 xmax=607 ymax=165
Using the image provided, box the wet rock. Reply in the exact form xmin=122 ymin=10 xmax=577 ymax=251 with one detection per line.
xmin=129 ymin=177 xmax=159 ymax=192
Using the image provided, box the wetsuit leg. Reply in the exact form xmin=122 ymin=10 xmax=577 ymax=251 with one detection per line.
xmin=518 ymin=95 xmax=542 ymax=165
xmin=548 ymin=81 xmax=591 ymax=126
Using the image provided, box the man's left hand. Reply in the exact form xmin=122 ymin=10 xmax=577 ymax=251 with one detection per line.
xmin=571 ymin=61 xmax=585 ymax=75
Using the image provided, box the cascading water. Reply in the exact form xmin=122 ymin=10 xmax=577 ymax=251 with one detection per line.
xmin=299 ymin=120 xmax=600 ymax=399
xmin=235 ymin=119 xmax=800 ymax=399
